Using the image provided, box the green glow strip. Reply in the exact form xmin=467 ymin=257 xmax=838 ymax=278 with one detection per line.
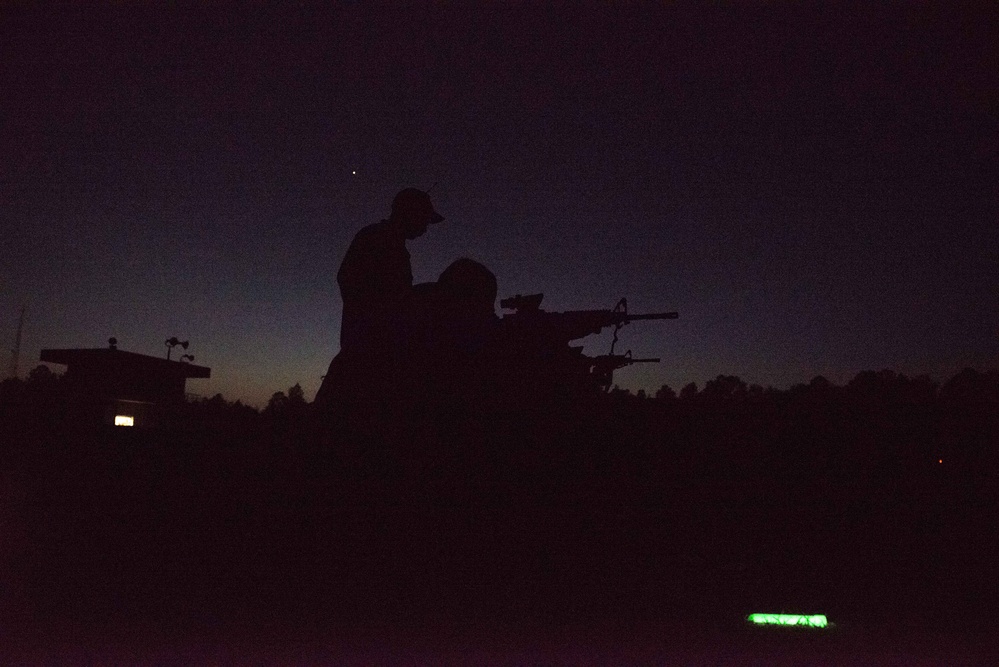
xmin=747 ymin=613 xmax=828 ymax=628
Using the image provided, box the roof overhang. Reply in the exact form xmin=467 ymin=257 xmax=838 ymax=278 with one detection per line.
xmin=40 ymin=348 xmax=211 ymax=379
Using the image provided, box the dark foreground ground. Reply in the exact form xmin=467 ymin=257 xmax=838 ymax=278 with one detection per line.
xmin=2 ymin=410 xmax=997 ymax=664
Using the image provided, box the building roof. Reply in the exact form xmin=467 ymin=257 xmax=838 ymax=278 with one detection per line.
xmin=40 ymin=348 xmax=211 ymax=379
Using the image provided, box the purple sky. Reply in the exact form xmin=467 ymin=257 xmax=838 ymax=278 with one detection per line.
xmin=3 ymin=4 xmax=996 ymax=406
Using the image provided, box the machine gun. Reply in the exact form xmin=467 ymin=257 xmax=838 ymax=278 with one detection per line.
xmin=499 ymin=293 xmax=677 ymax=341
xmin=498 ymin=293 xmax=677 ymax=390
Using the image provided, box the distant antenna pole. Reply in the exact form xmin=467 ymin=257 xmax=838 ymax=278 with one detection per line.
xmin=9 ymin=305 xmax=25 ymax=379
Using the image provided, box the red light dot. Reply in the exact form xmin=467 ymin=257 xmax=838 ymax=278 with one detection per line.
xmin=938 ymin=459 xmax=943 ymax=464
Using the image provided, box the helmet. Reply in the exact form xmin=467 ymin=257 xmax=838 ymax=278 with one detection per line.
xmin=391 ymin=188 xmax=444 ymax=224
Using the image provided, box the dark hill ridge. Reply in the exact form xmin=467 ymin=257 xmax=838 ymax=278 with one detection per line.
xmin=0 ymin=368 xmax=996 ymax=657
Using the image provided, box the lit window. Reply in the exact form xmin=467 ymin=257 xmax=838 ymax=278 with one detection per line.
xmin=115 ymin=415 xmax=135 ymax=427
xmin=747 ymin=613 xmax=828 ymax=628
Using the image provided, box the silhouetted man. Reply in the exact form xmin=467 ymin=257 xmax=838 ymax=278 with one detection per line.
xmin=429 ymin=257 xmax=498 ymax=356
xmin=336 ymin=188 xmax=444 ymax=352
xmin=316 ymin=188 xmax=444 ymax=409
xmin=420 ymin=258 xmax=499 ymax=399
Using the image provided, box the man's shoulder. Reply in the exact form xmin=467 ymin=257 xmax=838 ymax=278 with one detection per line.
xmin=352 ymin=220 xmax=397 ymax=244
xmin=345 ymin=221 xmax=407 ymax=262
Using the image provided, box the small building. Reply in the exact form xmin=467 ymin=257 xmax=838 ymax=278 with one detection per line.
xmin=40 ymin=345 xmax=211 ymax=427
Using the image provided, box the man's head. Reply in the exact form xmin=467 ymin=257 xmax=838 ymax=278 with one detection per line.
xmin=438 ymin=258 xmax=498 ymax=316
xmin=390 ymin=187 xmax=444 ymax=239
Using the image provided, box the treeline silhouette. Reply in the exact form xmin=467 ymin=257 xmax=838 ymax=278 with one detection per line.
xmin=1 ymin=367 xmax=996 ymax=648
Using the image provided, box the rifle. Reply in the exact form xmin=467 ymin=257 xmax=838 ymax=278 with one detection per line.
xmin=499 ymin=293 xmax=677 ymax=343
xmin=588 ymin=352 xmax=661 ymax=389
xmin=498 ymin=293 xmax=678 ymax=390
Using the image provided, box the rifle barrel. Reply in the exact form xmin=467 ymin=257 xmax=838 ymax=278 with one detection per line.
xmin=593 ymin=356 xmax=660 ymax=364
xmin=623 ymin=312 xmax=678 ymax=321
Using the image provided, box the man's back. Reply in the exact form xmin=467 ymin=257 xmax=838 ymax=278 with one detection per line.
xmin=336 ymin=220 xmax=412 ymax=351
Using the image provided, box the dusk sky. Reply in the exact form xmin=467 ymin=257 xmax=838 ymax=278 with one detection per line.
xmin=3 ymin=4 xmax=996 ymax=407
